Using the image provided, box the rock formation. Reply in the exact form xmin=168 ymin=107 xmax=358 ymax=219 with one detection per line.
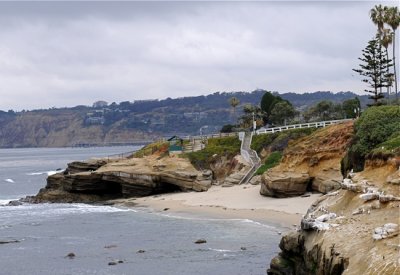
xmin=261 ymin=171 xmax=311 ymax=198
xmin=29 ymin=155 xmax=213 ymax=203
xmin=260 ymin=122 xmax=354 ymax=197
xmin=267 ymin=160 xmax=400 ymax=275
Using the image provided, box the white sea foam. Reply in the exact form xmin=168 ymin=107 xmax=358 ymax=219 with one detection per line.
xmin=209 ymin=248 xmax=234 ymax=253
xmin=0 ymin=203 xmax=135 ymax=220
xmin=240 ymin=219 xmax=276 ymax=229
xmin=150 ymin=211 xmax=277 ymax=230
xmin=0 ymin=199 xmax=12 ymax=206
xmin=4 ymin=179 xmax=15 ymax=183
xmin=26 ymin=170 xmax=64 ymax=176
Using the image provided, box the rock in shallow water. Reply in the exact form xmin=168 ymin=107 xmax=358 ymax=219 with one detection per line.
xmin=194 ymin=239 xmax=207 ymax=244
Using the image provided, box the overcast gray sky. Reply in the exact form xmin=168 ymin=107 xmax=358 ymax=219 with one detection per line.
xmin=0 ymin=0 xmax=397 ymax=111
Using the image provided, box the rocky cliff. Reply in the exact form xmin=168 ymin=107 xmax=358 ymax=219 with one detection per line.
xmin=267 ymin=158 xmax=400 ymax=275
xmin=28 ymin=155 xmax=213 ymax=203
xmin=260 ymin=122 xmax=354 ymax=198
xmin=0 ymin=111 xmax=153 ymax=148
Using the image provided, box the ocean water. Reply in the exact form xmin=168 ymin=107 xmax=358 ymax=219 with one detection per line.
xmin=0 ymin=147 xmax=282 ymax=275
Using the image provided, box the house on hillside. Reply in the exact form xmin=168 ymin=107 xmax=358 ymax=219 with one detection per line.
xmin=93 ymin=100 xmax=108 ymax=108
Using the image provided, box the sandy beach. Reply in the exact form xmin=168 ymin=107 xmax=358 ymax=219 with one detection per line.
xmin=117 ymin=184 xmax=321 ymax=229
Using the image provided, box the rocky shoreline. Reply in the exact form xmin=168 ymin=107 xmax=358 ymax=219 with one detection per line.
xmin=12 ymin=120 xmax=399 ymax=275
xmin=267 ymin=161 xmax=400 ymax=275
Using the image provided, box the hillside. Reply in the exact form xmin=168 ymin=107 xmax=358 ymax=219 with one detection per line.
xmin=0 ymin=90 xmax=368 ymax=148
xmin=266 ymin=106 xmax=400 ymax=275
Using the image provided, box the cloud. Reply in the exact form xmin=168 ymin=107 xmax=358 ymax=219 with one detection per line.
xmin=0 ymin=1 xmax=392 ymax=111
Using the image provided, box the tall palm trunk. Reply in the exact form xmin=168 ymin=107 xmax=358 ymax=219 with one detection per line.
xmin=393 ymin=32 xmax=398 ymax=103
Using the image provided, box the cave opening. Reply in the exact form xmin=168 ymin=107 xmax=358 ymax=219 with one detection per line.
xmin=152 ymin=182 xmax=182 ymax=195
xmin=306 ymin=177 xmax=314 ymax=192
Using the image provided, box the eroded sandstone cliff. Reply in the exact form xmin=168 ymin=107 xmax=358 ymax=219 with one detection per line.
xmin=267 ymin=159 xmax=400 ymax=275
xmin=260 ymin=122 xmax=354 ymax=197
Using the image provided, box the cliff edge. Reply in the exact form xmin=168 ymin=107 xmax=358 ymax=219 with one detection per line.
xmin=267 ymin=106 xmax=400 ymax=274
xmin=267 ymin=159 xmax=399 ymax=275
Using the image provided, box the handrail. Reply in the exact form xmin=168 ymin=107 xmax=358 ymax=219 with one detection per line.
xmin=239 ymin=132 xmax=261 ymax=184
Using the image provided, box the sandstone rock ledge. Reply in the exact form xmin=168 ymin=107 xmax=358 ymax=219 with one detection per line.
xmin=29 ymin=156 xmax=213 ymax=203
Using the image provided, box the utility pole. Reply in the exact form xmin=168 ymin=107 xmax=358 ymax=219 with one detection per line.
xmin=252 ymin=112 xmax=256 ymax=134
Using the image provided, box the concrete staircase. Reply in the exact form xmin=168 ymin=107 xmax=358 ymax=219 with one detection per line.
xmin=239 ymin=132 xmax=261 ymax=184
xmin=183 ymin=138 xmax=205 ymax=153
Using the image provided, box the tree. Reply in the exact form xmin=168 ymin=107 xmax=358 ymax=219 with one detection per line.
xmin=228 ymin=97 xmax=240 ymax=118
xmin=370 ymin=4 xmax=386 ymax=34
xmin=260 ymin=91 xmax=280 ymax=120
xmin=303 ymin=100 xmax=344 ymax=122
xmin=239 ymin=104 xmax=264 ymax=129
xmin=370 ymin=4 xmax=387 ymax=95
xmin=269 ymin=101 xmax=297 ymax=126
xmin=384 ymin=6 xmax=400 ymax=102
xmin=260 ymin=91 xmax=291 ymax=124
xmin=353 ymin=38 xmax=392 ymax=106
xmin=342 ymin=97 xmax=361 ymax=118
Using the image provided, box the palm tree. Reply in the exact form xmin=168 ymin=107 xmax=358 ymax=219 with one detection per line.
xmin=228 ymin=97 xmax=240 ymax=118
xmin=384 ymin=6 xmax=400 ymax=103
xmin=370 ymin=4 xmax=386 ymax=34
xmin=370 ymin=5 xmax=387 ymax=95
xmin=380 ymin=28 xmax=393 ymax=98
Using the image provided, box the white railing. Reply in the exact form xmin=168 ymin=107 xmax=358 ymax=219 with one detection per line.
xmin=255 ymin=119 xmax=353 ymax=135
xmin=179 ymin=132 xmax=238 ymax=141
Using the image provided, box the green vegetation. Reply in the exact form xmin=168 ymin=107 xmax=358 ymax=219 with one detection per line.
xmin=185 ymin=136 xmax=241 ymax=169
xmin=251 ymin=133 xmax=279 ymax=154
xmin=370 ymin=133 xmax=400 ymax=157
xmin=228 ymin=97 xmax=240 ymax=119
xmin=343 ymin=106 xmax=400 ymax=172
xmin=370 ymin=5 xmax=400 ymax=102
xmin=352 ymin=38 xmax=392 ymax=106
xmin=251 ymin=128 xmax=316 ymax=175
xmin=269 ymin=101 xmax=298 ymax=125
xmin=251 ymin=128 xmax=316 ymax=155
xmin=260 ymin=91 xmax=297 ymax=126
xmin=133 ymin=141 xmax=168 ymax=158
xmin=342 ymin=97 xmax=361 ymax=118
xmin=255 ymin=151 xmax=282 ymax=175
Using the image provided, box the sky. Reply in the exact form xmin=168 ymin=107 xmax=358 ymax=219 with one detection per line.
xmin=0 ymin=0 xmax=398 ymax=111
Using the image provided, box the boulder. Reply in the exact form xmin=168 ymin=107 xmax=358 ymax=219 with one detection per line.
xmin=372 ymin=223 xmax=399 ymax=240
xmin=249 ymin=175 xmax=261 ymax=185
xmin=260 ymin=171 xmax=311 ymax=198
xmin=224 ymin=171 xmax=246 ymax=185
xmin=311 ymin=168 xmax=342 ymax=194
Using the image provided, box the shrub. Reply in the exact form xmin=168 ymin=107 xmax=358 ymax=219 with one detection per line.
xmin=185 ymin=136 xmax=241 ymax=169
xmin=255 ymin=151 xmax=282 ymax=175
xmin=251 ymin=128 xmax=316 ymax=154
xmin=344 ymin=106 xmax=400 ymax=172
xmin=369 ymin=133 xmax=400 ymax=157
xmin=220 ymin=124 xmax=235 ymax=133
xmin=133 ymin=142 xmax=168 ymax=158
